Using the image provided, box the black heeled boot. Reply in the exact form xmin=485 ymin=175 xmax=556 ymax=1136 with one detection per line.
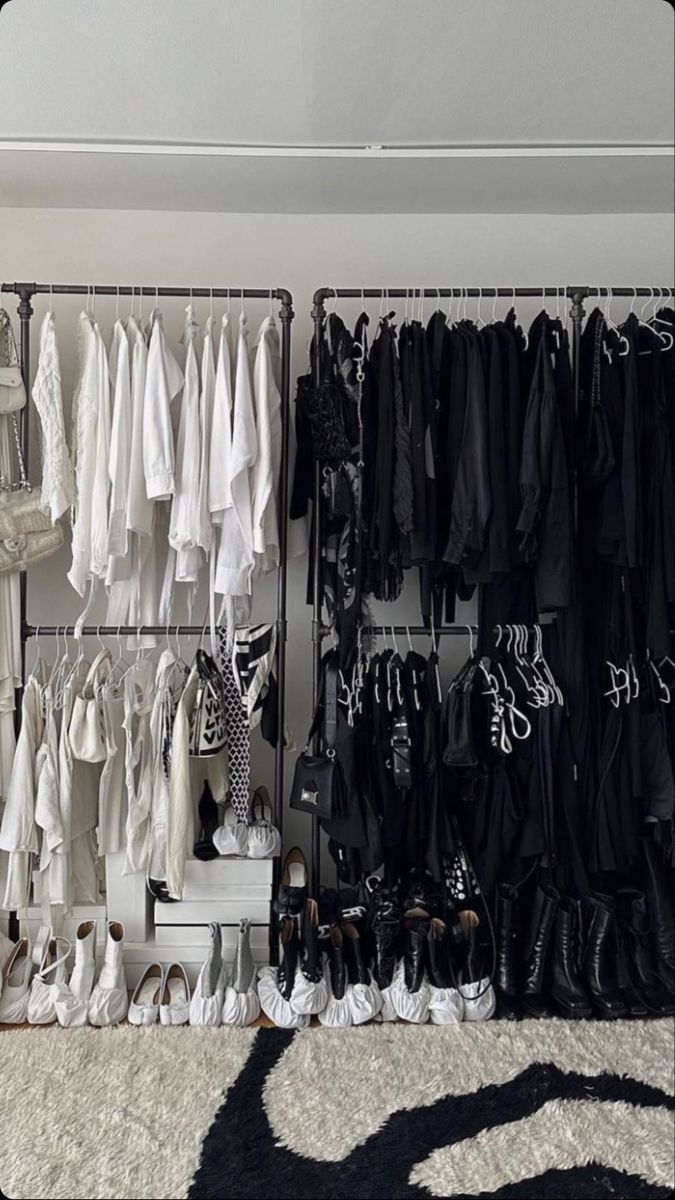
xmin=522 ymin=884 xmax=558 ymax=1018
xmin=495 ymin=884 xmax=519 ymax=1019
xmin=582 ymin=894 xmax=627 ymax=1019
xmin=617 ymin=888 xmax=675 ymax=1016
xmin=364 ymin=877 xmax=400 ymax=990
xmin=327 ymin=923 xmax=347 ymax=1000
xmin=277 ymin=916 xmax=299 ymax=1001
xmin=403 ymin=909 xmax=430 ymax=994
xmin=640 ymin=835 xmax=675 ymax=995
xmin=550 ymin=897 xmax=591 ymax=1019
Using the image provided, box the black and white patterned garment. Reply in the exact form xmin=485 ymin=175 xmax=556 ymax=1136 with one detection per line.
xmin=217 ymin=626 xmax=251 ymax=822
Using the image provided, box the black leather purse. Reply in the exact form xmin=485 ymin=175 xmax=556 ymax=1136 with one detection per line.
xmin=290 ymin=657 xmax=346 ymax=819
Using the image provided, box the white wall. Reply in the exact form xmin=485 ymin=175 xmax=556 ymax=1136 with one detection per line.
xmin=1 ymin=207 xmax=672 ymax=863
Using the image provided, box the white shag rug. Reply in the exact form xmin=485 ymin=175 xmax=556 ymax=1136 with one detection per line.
xmin=0 ymin=1019 xmax=673 ymax=1199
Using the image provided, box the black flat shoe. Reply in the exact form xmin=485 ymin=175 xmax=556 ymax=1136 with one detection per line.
xmin=193 ymin=780 xmax=220 ymax=861
xmin=274 ymin=847 xmax=308 ymax=916
xmin=147 ymin=877 xmax=178 ymax=904
xmin=300 ymin=899 xmax=322 ymax=985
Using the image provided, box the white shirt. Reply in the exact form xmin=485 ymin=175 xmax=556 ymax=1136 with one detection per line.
xmin=197 ymin=315 xmax=216 ymax=554
xmin=107 ymin=319 xmax=132 ymax=560
xmin=208 ymin=314 xmax=233 ymax=521
xmin=170 ymin=306 xmax=203 ymax=591
xmin=143 ymin=310 xmax=184 ymax=501
xmin=214 ymin=312 xmax=257 ymax=598
xmin=251 ymin=315 xmax=281 ymax=575
xmin=68 ymin=313 xmax=110 ymax=595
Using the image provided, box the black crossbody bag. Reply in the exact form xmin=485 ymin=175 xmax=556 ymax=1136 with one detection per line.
xmin=290 ymin=656 xmax=346 ymax=819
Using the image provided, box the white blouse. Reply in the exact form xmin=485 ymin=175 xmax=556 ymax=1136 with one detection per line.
xmin=68 ymin=313 xmax=111 ymax=596
xmin=143 ymin=310 xmax=184 ymax=502
xmin=31 ymin=311 xmax=75 ymax=524
xmin=251 ymin=315 xmax=281 ymax=575
xmin=214 ymin=312 xmax=257 ymax=600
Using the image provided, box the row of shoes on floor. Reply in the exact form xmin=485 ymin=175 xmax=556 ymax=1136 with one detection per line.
xmin=0 ymin=920 xmax=130 ymax=1027
xmin=258 ymin=850 xmax=496 ymax=1028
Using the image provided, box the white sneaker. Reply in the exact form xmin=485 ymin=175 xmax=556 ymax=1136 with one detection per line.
xmin=0 ymin=938 xmax=35 ymax=1024
xmin=88 ymin=920 xmax=128 ymax=1026
xmin=55 ymin=920 xmax=97 ymax=1028
xmin=128 ymin=962 xmax=163 ymax=1026
xmin=159 ymin=963 xmax=191 ymax=1026
xmin=27 ymin=937 xmax=71 ymax=1025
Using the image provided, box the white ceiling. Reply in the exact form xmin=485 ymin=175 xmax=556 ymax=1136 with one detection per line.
xmin=0 ymin=0 xmax=672 ymax=212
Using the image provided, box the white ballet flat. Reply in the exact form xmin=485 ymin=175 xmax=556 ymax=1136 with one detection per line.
xmin=27 ymin=937 xmax=71 ymax=1025
xmin=159 ymin=963 xmax=191 ymax=1026
xmin=88 ymin=920 xmax=128 ymax=1027
xmin=55 ymin=920 xmax=97 ymax=1028
xmin=0 ymin=938 xmax=35 ymax=1024
xmin=128 ymin=962 xmax=163 ymax=1026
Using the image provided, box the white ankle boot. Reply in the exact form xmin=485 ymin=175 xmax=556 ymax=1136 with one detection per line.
xmin=88 ymin=921 xmax=128 ymax=1026
xmin=55 ymin=921 xmax=97 ymax=1028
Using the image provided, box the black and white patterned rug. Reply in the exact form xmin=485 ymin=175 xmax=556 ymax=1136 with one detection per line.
xmin=0 ymin=1020 xmax=673 ymax=1199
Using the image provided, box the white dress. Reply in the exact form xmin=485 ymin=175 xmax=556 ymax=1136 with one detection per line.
xmin=0 ymin=674 xmax=42 ymax=910
xmin=214 ymin=312 xmax=257 ymax=601
xmin=97 ymin=676 xmax=127 ymax=856
xmin=68 ymin=313 xmax=111 ymax=596
xmin=31 ymin=310 xmax=75 ymax=523
xmin=122 ymin=658 xmax=155 ymax=875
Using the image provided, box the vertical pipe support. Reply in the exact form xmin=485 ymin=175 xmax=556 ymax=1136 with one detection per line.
xmin=310 ymin=294 xmax=326 ymax=894
xmin=270 ymin=292 xmax=294 ymax=966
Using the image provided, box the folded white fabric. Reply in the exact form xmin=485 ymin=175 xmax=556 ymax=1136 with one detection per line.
xmin=289 ymin=965 xmax=328 ymax=1016
xmin=428 ymin=984 xmax=464 ymax=1025
xmin=257 ymin=966 xmax=309 ymax=1029
xmin=389 ymin=959 xmax=431 ymax=1024
xmin=222 ymin=983 xmax=260 ymax=1027
xmin=27 ymin=936 xmax=71 ymax=1025
xmin=459 ymin=977 xmax=496 ymax=1022
xmin=0 ymin=937 xmax=34 ymax=1024
xmin=348 ymin=976 xmax=383 ymax=1025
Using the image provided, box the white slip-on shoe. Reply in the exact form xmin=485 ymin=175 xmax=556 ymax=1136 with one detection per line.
xmin=159 ymin=963 xmax=191 ymax=1026
xmin=55 ymin=920 xmax=97 ymax=1028
xmin=0 ymin=938 xmax=35 ymax=1024
xmin=88 ymin=920 xmax=129 ymax=1027
xmin=128 ymin=962 xmax=163 ymax=1026
xmin=27 ymin=937 xmax=71 ymax=1025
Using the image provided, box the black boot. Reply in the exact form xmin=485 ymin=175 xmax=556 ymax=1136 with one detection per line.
xmin=403 ymin=909 xmax=430 ymax=993
xmin=582 ymin=894 xmax=627 ymax=1019
xmin=427 ymin=918 xmax=453 ymax=989
xmin=364 ymin=877 xmax=400 ymax=990
xmin=522 ymin=884 xmax=558 ymax=1018
xmin=341 ymin=921 xmax=370 ymax=986
xmin=299 ymin=899 xmax=322 ymax=986
xmin=617 ymin=889 xmax=675 ymax=1016
xmin=495 ymin=884 xmax=519 ymax=1019
xmin=550 ymin=897 xmax=592 ymax=1019
xmin=327 ymin=923 xmax=347 ymax=1000
xmin=640 ymin=835 xmax=675 ymax=995
xmin=277 ymin=916 xmax=299 ymax=1001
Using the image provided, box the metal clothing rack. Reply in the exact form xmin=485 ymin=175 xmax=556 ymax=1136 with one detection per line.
xmin=2 ymin=281 xmax=294 ymax=962
xmin=308 ymin=283 xmax=673 ymax=890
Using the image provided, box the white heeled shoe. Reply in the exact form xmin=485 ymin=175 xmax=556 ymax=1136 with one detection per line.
xmin=88 ymin=921 xmax=128 ymax=1026
xmin=128 ymin=962 xmax=163 ymax=1026
xmin=0 ymin=938 xmax=35 ymax=1024
xmin=55 ymin=920 xmax=97 ymax=1028
xmin=27 ymin=937 xmax=71 ymax=1025
xmin=159 ymin=963 xmax=191 ymax=1026
xmin=190 ymin=922 xmax=227 ymax=1026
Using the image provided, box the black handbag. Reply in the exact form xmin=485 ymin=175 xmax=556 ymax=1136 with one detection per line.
xmin=290 ymin=657 xmax=346 ymax=819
